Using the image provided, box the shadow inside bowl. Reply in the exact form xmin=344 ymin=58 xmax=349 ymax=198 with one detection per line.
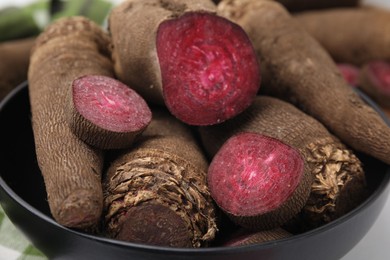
xmin=0 ymin=83 xmax=49 ymax=215
xmin=0 ymin=81 xmax=389 ymax=260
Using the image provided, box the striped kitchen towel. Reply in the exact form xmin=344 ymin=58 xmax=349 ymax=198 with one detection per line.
xmin=0 ymin=206 xmax=46 ymax=260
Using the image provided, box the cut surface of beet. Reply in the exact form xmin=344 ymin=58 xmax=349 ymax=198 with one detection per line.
xmin=208 ymin=132 xmax=304 ymax=216
xmin=72 ymin=75 xmax=151 ymax=133
xmin=156 ymin=12 xmax=260 ymax=125
xmin=337 ymin=63 xmax=359 ymax=86
xmin=366 ymin=60 xmax=390 ymax=95
xmin=223 ymin=228 xmax=291 ymax=247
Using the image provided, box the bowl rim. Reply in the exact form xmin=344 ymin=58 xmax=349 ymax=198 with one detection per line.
xmin=0 ymin=81 xmax=389 ymax=255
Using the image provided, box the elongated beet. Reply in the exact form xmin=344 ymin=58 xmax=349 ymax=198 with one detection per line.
xmin=293 ymin=7 xmax=390 ymax=66
xmin=0 ymin=37 xmax=35 ymax=99
xmin=222 ymin=228 xmax=292 ymax=247
xmin=200 ymin=96 xmax=366 ymax=230
xmin=68 ymin=75 xmax=152 ymax=149
xmin=212 ymin=0 xmax=360 ymax=9
xmin=358 ymin=60 xmax=390 ymax=109
xmin=104 ymin=109 xmax=217 ymax=247
xmin=109 ymin=0 xmax=260 ymax=125
xmin=217 ymin=0 xmax=390 ymax=165
xmin=28 ymin=17 xmax=114 ymax=229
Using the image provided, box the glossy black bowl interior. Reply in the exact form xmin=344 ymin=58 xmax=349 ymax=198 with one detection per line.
xmin=0 ymin=81 xmax=389 ymax=260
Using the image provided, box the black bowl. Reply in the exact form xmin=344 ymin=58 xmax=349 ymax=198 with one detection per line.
xmin=0 ymin=81 xmax=389 ymax=260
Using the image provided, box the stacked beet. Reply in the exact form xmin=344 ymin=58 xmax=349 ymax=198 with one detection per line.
xmin=26 ymin=0 xmax=390 ymax=248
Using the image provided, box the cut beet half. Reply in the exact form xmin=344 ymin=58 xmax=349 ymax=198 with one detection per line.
xmin=208 ymin=132 xmax=307 ymax=229
xmin=156 ymin=12 xmax=260 ymax=126
xmin=69 ymin=75 xmax=152 ymax=149
xmin=337 ymin=63 xmax=359 ymax=86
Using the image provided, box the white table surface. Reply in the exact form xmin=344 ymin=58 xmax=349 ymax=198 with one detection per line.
xmin=341 ymin=193 xmax=390 ymax=260
xmin=0 ymin=0 xmax=389 ymax=259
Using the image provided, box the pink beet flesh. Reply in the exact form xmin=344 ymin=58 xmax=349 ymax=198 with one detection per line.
xmin=156 ymin=12 xmax=260 ymax=125
xmin=337 ymin=63 xmax=359 ymax=86
xmin=208 ymin=132 xmax=304 ymax=216
xmin=73 ymin=75 xmax=151 ymax=132
xmin=366 ymin=60 xmax=390 ymax=96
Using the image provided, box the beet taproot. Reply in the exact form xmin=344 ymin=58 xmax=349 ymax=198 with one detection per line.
xmin=28 ymin=17 xmax=114 ymax=229
xmin=383 ymin=107 xmax=390 ymax=119
xmin=0 ymin=37 xmax=35 ymax=99
xmin=68 ymin=75 xmax=152 ymax=149
xmin=217 ymin=0 xmax=390 ymax=165
xmin=200 ymin=96 xmax=366 ymax=230
xmin=293 ymin=7 xmax=390 ymax=66
xmin=109 ymin=0 xmax=260 ymax=125
xmin=103 ymin=108 xmax=217 ymax=247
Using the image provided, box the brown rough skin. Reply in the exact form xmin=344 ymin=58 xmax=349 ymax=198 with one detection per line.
xmin=213 ymin=0 xmax=360 ymax=11
xmin=214 ymin=0 xmax=360 ymax=9
xmin=0 ymin=37 xmax=35 ymax=100
xmin=293 ymin=7 xmax=390 ymax=66
xmin=200 ymin=96 xmax=367 ymax=230
xmin=358 ymin=60 xmax=390 ymax=109
xmin=217 ymin=0 xmax=390 ymax=165
xmin=28 ymin=17 xmax=114 ymax=229
xmin=104 ymin=108 xmax=217 ymax=248
xmin=222 ymin=228 xmax=292 ymax=247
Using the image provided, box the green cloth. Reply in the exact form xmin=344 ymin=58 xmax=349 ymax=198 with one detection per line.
xmin=0 ymin=0 xmax=114 ymax=42
xmin=0 ymin=206 xmax=47 ymax=260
